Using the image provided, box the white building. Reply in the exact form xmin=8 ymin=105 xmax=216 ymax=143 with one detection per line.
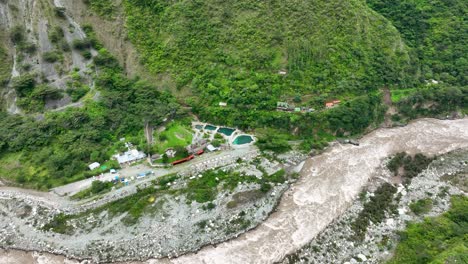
xmin=115 ymin=149 xmax=146 ymax=165
xmin=88 ymin=162 xmax=100 ymax=171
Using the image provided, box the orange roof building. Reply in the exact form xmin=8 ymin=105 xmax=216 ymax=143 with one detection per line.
xmin=325 ymin=102 xmax=334 ymax=108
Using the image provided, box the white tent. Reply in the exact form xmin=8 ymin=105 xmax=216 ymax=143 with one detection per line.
xmin=88 ymin=162 xmax=100 ymax=171
xmin=207 ymin=144 xmax=218 ymax=152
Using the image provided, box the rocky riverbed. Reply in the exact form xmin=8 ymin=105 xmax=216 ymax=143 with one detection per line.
xmin=0 ymin=118 xmax=467 ymax=264
xmin=0 ymin=154 xmax=301 ymax=262
xmin=282 ymin=149 xmax=468 ymax=264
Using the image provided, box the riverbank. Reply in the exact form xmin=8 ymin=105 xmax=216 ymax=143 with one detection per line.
xmin=1 ymin=118 xmax=467 ymax=263
xmin=150 ymin=118 xmax=468 ymax=264
xmin=282 ymin=149 xmax=468 ymax=263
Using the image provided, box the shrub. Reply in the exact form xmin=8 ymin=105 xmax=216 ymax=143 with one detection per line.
xmin=256 ymin=131 xmax=291 ymax=153
xmin=54 ymin=7 xmax=66 ymax=18
xmin=81 ymin=50 xmax=92 ymax=59
xmin=387 ymin=152 xmax=433 ymax=182
xmin=158 ymin=133 xmax=168 ymax=141
xmin=388 ymin=196 xmax=468 ymax=264
xmin=43 ymin=51 xmax=61 ymax=63
xmin=409 ymin=198 xmax=433 ymax=215
xmin=260 ymin=182 xmax=272 ymax=193
xmin=20 ymin=63 xmax=32 ymax=71
xmin=293 ymin=95 xmax=302 ymax=103
xmin=10 ymin=25 xmax=25 ymax=44
xmin=211 ymin=139 xmax=222 ymax=147
xmin=352 ymin=183 xmax=397 ymax=241
xmin=72 ymin=39 xmax=91 ymax=50
xmin=66 ymin=86 xmax=90 ymax=102
xmin=267 ymin=169 xmax=286 ymax=183
xmin=19 ymin=42 xmax=37 ymax=54
xmin=94 ymin=48 xmax=119 ymax=68
xmin=60 ymin=40 xmax=70 ymax=52
xmin=12 ymin=74 xmax=35 ymax=97
xmin=90 ymin=180 xmax=113 ymax=194
xmin=30 ymin=85 xmax=63 ymax=101
xmin=49 ymin=26 xmax=64 ymax=43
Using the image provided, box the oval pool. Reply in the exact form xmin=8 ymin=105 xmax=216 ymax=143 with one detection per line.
xmin=233 ymin=135 xmax=254 ymax=145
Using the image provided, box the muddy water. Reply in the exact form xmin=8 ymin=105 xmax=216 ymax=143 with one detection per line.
xmin=1 ymin=118 xmax=467 ymax=264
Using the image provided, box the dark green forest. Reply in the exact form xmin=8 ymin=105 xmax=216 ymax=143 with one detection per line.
xmin=367 ymin=0 xmax=467 ymax=86
xmin=388 ymin=196 xmax=468 ymax=264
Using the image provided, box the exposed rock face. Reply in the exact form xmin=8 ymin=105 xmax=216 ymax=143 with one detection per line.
xmin=60 ymin=0 xmax=152 ymax=81
xmin=0 ymin=0 xmax=95 ymax=112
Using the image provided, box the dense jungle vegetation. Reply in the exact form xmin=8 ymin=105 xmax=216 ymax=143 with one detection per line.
xmin=87 ymin=0 xmax=466 ymax=133
xmin=0 ymin=0 xmax=467 ymax=188
xmin=367 ymin=0 xmax=467 ymax=86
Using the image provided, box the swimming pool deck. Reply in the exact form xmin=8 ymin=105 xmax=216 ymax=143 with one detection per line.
xmin=192 ymin=122 xmax=256 ymax=148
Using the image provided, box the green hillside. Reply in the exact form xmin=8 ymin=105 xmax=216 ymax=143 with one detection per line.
xmin=367 ymin=0 xmax=467 ymax=86
xmin=0 ymin=0 xmax=466 ymax=188
xmin=123 ymin=0 xmax=411 ymax=99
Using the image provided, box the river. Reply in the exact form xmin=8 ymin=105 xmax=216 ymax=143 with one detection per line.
xmin=1 ymin=118 xmax=467 ymax=264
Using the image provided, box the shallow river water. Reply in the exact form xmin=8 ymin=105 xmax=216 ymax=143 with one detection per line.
xmin=1 ymin=118 xmax=467 ymax=264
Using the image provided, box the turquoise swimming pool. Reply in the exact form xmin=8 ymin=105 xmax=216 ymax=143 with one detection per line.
xmin=233 ymin=135 xmax=254 ymax=145
xmin=218 ymin=127 xmax=235 ymax=136
xmin=204 ymin=125 xmax=217 ymax=131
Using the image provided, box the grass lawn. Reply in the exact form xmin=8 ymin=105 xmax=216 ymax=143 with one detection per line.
xmin=153 ymin=122 xmax=193 ymax=153
xmin=391 ymin=88 xmax=417 ymax=103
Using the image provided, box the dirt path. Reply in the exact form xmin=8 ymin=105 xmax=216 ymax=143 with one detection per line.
xmin=382 ymin=87 xmax=397 ymax=127
xmin=0 ymin=118 xmax=467 ymax=264
xmin=145 ymin=122 xmax=153 ymax=145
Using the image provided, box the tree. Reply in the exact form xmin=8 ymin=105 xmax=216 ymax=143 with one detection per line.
xmin=12 ymin=74 xmax=36 ymax=97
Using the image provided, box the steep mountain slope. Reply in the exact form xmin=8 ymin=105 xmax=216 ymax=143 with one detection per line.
xmin=122 ymin=0 xmax=411 ymax=99
xmin=367 ymin=0 xmax=467 ymax=86
xmin=0 ymin=0 xmax=96 ymax=113
xmin=0 ymin=1 xmax=181 ymax=189
xmin=57 ymin=0 xmax=150 ymax=80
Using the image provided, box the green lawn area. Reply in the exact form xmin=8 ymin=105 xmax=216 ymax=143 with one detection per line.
xmin=153 ymin=122 xmax=193 ymax=154
xmin=391 ymin=88 xmax=417 ymax=103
